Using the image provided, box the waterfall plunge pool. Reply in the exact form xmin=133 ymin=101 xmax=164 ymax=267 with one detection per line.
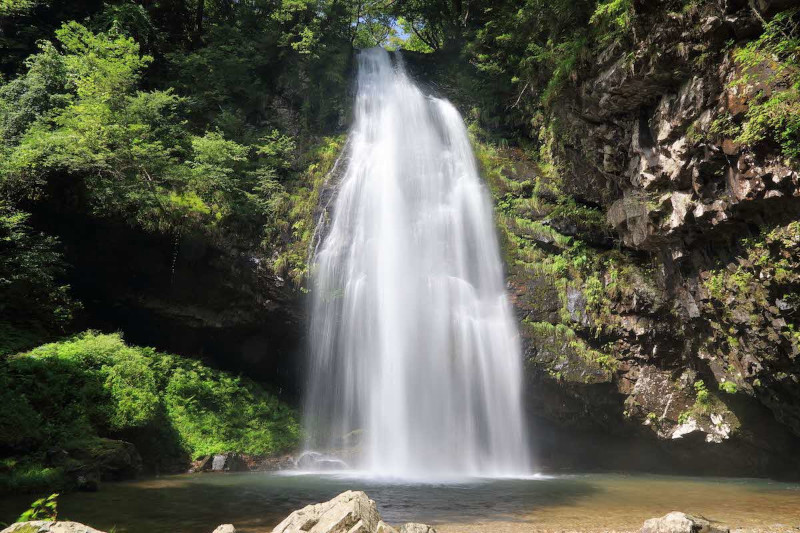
xmin=1 ymin=472 xmax=799 ymax=532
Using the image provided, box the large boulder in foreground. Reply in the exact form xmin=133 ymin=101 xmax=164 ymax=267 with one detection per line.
xmin=641 ymin=512 xmax=729 ymax=533
xmin=272 ymin=491 xmax=436 ymax=533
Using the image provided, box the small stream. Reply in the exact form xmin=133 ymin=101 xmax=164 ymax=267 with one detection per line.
xmin=1 ymin=472 xmax=799 ymax=532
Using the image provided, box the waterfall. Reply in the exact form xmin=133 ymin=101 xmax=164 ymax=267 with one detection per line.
xmin=303 ymin=47 xmax=529 ymax=479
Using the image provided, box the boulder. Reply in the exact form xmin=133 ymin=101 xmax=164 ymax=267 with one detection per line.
xmin=272 ymin=490 xmax=380 ymax=533
xmin=190 ymin=455 xmax=214 ymax=473
xmin=211 ymin=526 xmax=236 ymax=533
xmin=399 ymin=525 xmax=436 ymax=533
xmin=641 ymin=511 xmax=729 ymax=533
xmin=272 ymin=491 xmax=436 ymax=533
xmin=66 ymin=438 xmax=142 ymax=482
xmin=1 ymin=522 xmax=106 ymax=533
xmin=210 ymin=453 xmax=249 ymax=472
xmin=376 ymin=522 xmax=397 ymax=533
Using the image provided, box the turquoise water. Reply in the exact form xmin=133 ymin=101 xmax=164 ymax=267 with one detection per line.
xmin=1 ymin=472 xmax=799 ymax=532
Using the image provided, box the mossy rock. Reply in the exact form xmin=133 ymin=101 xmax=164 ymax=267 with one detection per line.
xmin=65 ymin=438 xmax=142 ymax=481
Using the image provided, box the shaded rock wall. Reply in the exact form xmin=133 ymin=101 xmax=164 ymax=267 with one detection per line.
xmin=31 ymin=207 xmax=305 ymax=398
xmin=520 ymin=1 xmax=800 ymax=477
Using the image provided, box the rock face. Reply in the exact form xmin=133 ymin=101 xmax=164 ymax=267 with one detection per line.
xmin=405 ymin=3 xmax=800 ymax=478
xmin=641 ymin=512 xmax=729 ymax=533
xmin=272 ymin=491 xmax=436 ymax=533
xmin=189 ymin=453 xmax=296 ymax=473
xmin=523 ymin=2 xmax=800 ymax=478
xmin=37 ymin=211 xmax=305 ymax=400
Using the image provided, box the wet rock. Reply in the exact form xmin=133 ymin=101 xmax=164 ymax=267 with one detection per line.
xmin=211 ymin=453 xmax=249 ymax=472
xmin=566 ymin=286 xmax=589 ymax=326
xmin=73 ymin=472 xmax=100 ymax=492
xmin=189 ymin=455 xmax=214 ymax=473
xmin=249 ymin=454 xmax=297 ymax=471
xmin=192 ymin=453 xmax=296 ymax=473
xmin=1 ymin=522 xmax=106 ymax=533
xmin=640 ymin=511 xmax=729 ymax=533
xmin=295 ymin=451 xmax=348 ymax=470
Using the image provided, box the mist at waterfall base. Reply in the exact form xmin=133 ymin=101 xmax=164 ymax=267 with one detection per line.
xmin=302 ymin=47 xmax=530 ymax=480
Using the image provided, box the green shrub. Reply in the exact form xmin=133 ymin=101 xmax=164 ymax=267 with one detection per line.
xmin=730 ymin=9 xmax=800 ymax=159
xmin=694 ymin=380 xmax=710 ymax=405
xmin=17 ymin=493 xmax=58 ymax=522
xmin=0 ymin=332 xmax=300 ymax=492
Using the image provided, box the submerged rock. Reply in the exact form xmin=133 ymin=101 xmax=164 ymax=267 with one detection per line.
xmin=272 ymin=491 xmax=436 ymax=533
xmin=295 ymin=451 xmax=348 ymax=471
xmin=641 ymin=511 xmax=729 ymax=533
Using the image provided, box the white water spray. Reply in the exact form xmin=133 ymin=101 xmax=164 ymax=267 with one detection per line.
xmin=304 ymin=48 xmax=529 ymax=479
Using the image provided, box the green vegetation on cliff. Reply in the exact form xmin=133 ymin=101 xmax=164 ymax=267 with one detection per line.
xmin=2 ymin=0 xmax=800 ymax=483
xmin=0 ymin=332 xmax=299 ymax=492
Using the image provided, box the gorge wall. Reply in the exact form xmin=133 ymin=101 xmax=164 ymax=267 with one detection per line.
xmin=405 ymin=0 xmax=800 ymax=478
xmin=5 ymin=0 xmax=800 ymax=482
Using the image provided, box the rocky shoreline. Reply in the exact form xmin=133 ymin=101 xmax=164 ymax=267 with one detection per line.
xmin=0 ymin=490 xmax=758 ymax=533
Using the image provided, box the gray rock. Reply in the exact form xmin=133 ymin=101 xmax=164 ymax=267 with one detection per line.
xmin=211 ymin=526 xmax=236 ymax=533
xmin=272 ymin=490 xmax=381 ymax=533
xmin=641 ymin=511 xmax=729 ymax=533
xmin=211 ymin=454 xmax=227 ymax=471
xmin=190 ymin=455 xmax=214 ymax=473
xmin=1 ymin=522 xmax=106 ymax=533
xmin=210 ymin=453 xmax=249 ymax=472
xmin=376 ymin=522 xmax=397 ymax=533
xmin=271 ymin=491 xmax=435 ymax=533
xmin=399 ymin=525 xmax=437 ymax=533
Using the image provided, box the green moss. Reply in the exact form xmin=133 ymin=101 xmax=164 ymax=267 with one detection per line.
xmin=728 ymin=9 xmax=800 ymax=160
xmin=0 ymin=332 xmax=300 ymax=493
xmin=719 ymin=380 xmax=738 ymax=394
xmin=525 ymin=320 xmax=618 ymax=375
xmin=0 ymin=460 xmax=66 ymax=494
xmin=694 ymin=380 xmax=710 ymax=405
xmin=270 ymin=135 xmax=345 ymax=285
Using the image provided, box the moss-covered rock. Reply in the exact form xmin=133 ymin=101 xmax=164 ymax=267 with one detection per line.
xmin=0 ymin=332 xmax=300 ymax=493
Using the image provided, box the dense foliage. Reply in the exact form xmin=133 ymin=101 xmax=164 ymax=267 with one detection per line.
xmin=2 ymin=0 xmax=799 ymax=494
xmin=0 ymin=332 xmax=299 ymax=492
xmin=0 ymin=203 xmax=76 ymax=355
xmin=729 ymin=9 xmax=800 ymax=159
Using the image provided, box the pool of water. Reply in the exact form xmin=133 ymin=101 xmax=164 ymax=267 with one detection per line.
xmin=1 ymin=472 xmax=799 ymax=532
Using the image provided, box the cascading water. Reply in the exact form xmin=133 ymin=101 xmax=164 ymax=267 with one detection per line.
xmin=303 ymin=47 xmax=529 ymax=479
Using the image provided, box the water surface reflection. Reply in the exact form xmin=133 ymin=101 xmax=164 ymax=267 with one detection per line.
xmin=1 ymin=472 xmax=798 ymax=533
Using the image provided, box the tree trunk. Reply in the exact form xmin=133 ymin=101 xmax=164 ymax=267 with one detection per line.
xmin=193 ymin=0 xmax=204 ymax=45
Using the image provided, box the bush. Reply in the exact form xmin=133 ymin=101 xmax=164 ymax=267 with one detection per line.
xmin=0 ymin=332 xmax=300 ymax=492
xmin=694 ymin=380 xmax=710 ymax=405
